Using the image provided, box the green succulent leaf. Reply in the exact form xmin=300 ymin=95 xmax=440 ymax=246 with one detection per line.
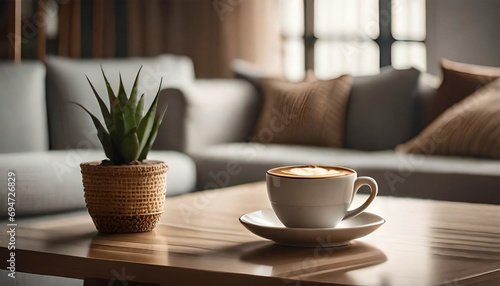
xmin=123 ymin=100 xmax=136 ymax=134
xmin=137 ymin=78 xmax=162 ymax=152
xmin=111 ymin=99 xmax=125 ymax=134
xmin=100 ymin=65 xmax=117 ymax=110
xmin=117 ymin=73 xmax=128 ymax=108
xmin=122 ymin=69 xmax=142 ymax=133
xmin=129 ymin=66 xmax=142 ymax=105
xmin=85 ymin=75 xmax=112 ymax=132
xmin=135 ymin=93 xmax=145 ymax=124
xmin=122 ymin=67 xmax=142 ymax=132
xmin=138 ymin=105 xmax=167 ymax=161
xmin=72 ymin=102 xmax=114 ymax=161
xmin=110 ymin=99 xmax=125 ymax=158
xmin=122 ymin=128 xmax=140 ymax=162
xmin=80 ymin=67 xmax=165 ymax=165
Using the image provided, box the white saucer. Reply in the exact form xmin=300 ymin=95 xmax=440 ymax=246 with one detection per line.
xmin=239 ymin=209 xmax=385 ymax=247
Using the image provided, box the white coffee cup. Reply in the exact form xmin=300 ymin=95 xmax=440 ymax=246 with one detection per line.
xmin=266 ymin=165 xmax=378 ymax=228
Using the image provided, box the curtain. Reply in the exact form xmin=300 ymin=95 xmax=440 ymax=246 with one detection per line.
xmin=126 ymin=0 xmax=281 ymax=78
xmin=27 ymin=0 xmax=281 ymax=78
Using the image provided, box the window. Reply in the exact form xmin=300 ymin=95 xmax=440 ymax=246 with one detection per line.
xmin=391 ymin=0 xmax=426 ymax=71
xmin=280 ymin=0 xmax=305 ymax=81
xmin=280 ymin=0 xmax=426 ymax=81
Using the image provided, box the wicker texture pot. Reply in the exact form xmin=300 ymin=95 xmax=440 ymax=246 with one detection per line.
xmin=81 ymin=160 xmax=168 ymax=233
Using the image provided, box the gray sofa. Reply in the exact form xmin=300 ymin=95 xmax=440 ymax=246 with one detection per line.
xmin=162 ymin=63 xmax=500 ymax=204
xmin=1 ymin=55 xmax=499 ymax=222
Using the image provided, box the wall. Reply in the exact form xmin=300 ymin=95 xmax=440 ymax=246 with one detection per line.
xmin=426 ymin=0 xmax=500 ymax=76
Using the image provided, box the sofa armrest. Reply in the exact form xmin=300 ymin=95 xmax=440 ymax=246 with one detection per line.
xmin=154 ymin=79 xmax=261 ymax=154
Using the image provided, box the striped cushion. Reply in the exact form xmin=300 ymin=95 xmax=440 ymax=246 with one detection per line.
xmin=397 ymin=78 xmax=500 ymax=159
xmin=430 ymin=59 xmax=500 ymax=122
xmin=252 ymin=75 xmax=353 ymax=147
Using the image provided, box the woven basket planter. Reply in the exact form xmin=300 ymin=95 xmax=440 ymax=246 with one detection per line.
xmin=80 ymin=160 xmax=168 ymax=233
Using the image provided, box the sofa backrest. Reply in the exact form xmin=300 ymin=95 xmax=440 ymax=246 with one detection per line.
xmin=414 ymin=72 xmax=441 ymax=133
xmin=45 ymin=54 xmax=195 ymax=150
xmin=345 ymin=67 xmax=440 ymax=151
xmin=0 ymin=61 xmax=49 ymax=153
xmin=233 ymin=60 xmax=441 ymax=151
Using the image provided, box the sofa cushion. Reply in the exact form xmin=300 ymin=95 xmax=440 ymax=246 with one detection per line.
xmin=345 ymin=67 xmax=421 ymax=151
xmin=192 ymin=143 xmax=500 ymax=204
xmin=0 ymin=61 xmax=48 ymax=153
xmin=430 ymin=59 xmax=500 ymax=122
xmin=397 ymin=78 xmax=500 ymax=159
xmin=0 ymin=150 xmax=196 ymax=217
xmin=252 ymin=75 xmax=353 ymax=147
xmin=46 ymin=55 xmax=195 ymax=150
xmin=160 ymin=79 xmax=260 ymax=153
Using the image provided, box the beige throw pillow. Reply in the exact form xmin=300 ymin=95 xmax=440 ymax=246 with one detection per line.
xmin=252 ymin=75 xmax=353 ymax=147
xmin=396 ymin=78 xmax=500 ymax=159
xmin=430 ymin=59 xmax=500 ymax=123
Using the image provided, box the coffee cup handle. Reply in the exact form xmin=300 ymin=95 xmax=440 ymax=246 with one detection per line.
xmin=343 ymin=176 xmax=378 ymax=220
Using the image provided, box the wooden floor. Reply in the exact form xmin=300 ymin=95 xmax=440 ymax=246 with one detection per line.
xmin=0 ymin=182 xmax=499 ymax=285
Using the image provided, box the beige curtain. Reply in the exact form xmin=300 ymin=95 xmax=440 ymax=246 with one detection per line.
xmin=92 ymin=0 xmax=116 ymax=58
xmin=127 ymin=0 xmax=282 ymax=78
xmin=53 ymin=0 xmax=281 ymax=77
xmin=57 ymin=0 xmax=81 ymax=58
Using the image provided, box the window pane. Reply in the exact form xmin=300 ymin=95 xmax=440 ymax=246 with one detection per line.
xmin=283 ymin=39 xmax=305 ymax=81
xmin=315 ymin=40 xmax=380 ymax=79
xmin=392 ymin=0 xmax=426 ymax=40
xmin=392 ymin=41 xmax=427 ymax=71
xmin=315 ymin=0 xmax=379 ymax=39
xmin=280 ymin=0 xmax=304 ymax=37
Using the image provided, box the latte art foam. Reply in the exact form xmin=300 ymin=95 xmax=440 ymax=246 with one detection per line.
xmin=268 ymin=165 xmax=353 ymax=179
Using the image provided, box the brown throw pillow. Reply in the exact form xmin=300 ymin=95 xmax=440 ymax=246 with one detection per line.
xmin=252 ymin=75 xmax=353 ymax=147
xmin=429 ymin=58 xmax=500 ymax=123
xmin=396 ymin=78 xmax=500 ymax=159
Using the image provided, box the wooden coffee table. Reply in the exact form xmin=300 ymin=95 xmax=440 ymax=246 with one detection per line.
xmin=1 ymin=182 xmax=499 ymax=285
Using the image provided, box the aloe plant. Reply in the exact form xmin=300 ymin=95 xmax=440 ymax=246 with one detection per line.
xmin=75 ymin=66 xmax=166 ymax=165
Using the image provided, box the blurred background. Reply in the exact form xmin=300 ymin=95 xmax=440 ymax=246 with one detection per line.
xmin=0 ymin=0 xmax=498 ymax=79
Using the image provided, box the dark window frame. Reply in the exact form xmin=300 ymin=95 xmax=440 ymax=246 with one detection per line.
xmin=300 ymin=0 xmax=426 ymax=73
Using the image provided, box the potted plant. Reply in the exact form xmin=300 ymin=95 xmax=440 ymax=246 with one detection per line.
xmin=76 ymin=67 xmax=168 ymax=233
